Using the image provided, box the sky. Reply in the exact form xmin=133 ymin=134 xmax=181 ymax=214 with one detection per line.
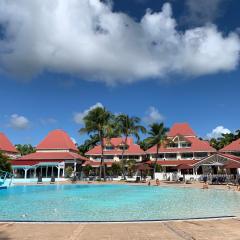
xmin=0 ymin=0 xmax=240 ymax=146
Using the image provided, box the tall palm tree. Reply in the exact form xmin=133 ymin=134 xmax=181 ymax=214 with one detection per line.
xmin=116 ymin=114 xmax=146 ymax=179
xmin=145 ymin=123 xmax=169 ymax=179
xmin=79 ymin=107 xmax=112 ymax=180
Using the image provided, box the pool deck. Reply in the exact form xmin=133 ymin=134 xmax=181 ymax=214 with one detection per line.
xmin=0 ymin=218 xmax=240 ymax=240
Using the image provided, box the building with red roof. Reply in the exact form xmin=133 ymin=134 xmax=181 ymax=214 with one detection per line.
xmin=0 ymin=132 xmax=19 ymax=159
xmin=12 ymin=129 xmax=88 ymax=179
xmin=146 ymin=123 xmax=216 ymax=171
xmin=85 ymin=137 xmax=144 ymax=164
xmin=219 ymin=138 xmax=240 ymax=156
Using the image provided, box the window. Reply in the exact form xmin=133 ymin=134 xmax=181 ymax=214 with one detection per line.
xmin=165 ymin=153 xmax=177 ymax=159
xmin=167 ymin=142 xmax=178 ymax=148
xmin=104 ymin=155 xmax=114 ymax=160
xmin=119 ymin=145 xmax=128 ymax=150
xmin=231 ymin=152 xmax=240 ymax=157
xmin=181 ymin=153 xmax=193 ymax=159
xmin=194 ymin=152 xmax=208 ymax=158
xmin=180 ymin=142 xmax=191 ymax=148
xmin=105 ymin=146 xmax=114 ymax=150
xmin=152 ymin=154 xmax=164 ymax=159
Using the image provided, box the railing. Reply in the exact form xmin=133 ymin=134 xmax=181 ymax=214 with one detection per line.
xmin=0 ymin=170 xmax=14 ymax=187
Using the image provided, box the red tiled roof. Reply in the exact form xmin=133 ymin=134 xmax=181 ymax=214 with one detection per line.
xmin=36 ymin=129 xmax=78 ymax=152
xmin=82 ymin=160 xmax=114 ymax=167
xmin=218 ymin=153 xmax=240 ymax=162
xmin=219 ymin=139 xmax=240 ymax=152
xmin=0 ymin=132 xmax=18 ymax=153
xmin=85 ymin=142 xmax=144 ymax=155
xmin=103 ymin=137 xmax=134 ymax=146
xmin=146 ymin=136 xmax=216 ymax=154
xmin=16 ymin=151 xmax=88 ymax=162
xmin=146 ymin=160 xmax=198 ymax=166
xmin=167 ymin=123 xmax=196 ymax=137
xmin=11 ymin=160 xmax=40 ymax=166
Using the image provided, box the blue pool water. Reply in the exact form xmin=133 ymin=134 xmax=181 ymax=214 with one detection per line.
xmin=0 ymin=184 xmax=240 ymax=221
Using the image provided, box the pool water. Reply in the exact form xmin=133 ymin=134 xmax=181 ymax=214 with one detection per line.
xmin=0 ymin=184 xmax=240 ymax=221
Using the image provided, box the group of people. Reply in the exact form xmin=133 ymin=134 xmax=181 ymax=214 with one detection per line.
xmin=147 ymin=178 xmax=160 ymax=186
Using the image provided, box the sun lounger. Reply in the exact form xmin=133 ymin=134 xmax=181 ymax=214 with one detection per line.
xmin=71 ymin=175 xmax=77 ymax=184
xmin=37 ymin=176 xmax=43 ymax=184
xmin=50 ymin=176 xmax=55 ymax=184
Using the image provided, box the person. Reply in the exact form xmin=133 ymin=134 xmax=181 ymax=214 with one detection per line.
xmin=148 ymin=181 xmax=151 ymax=186
xmin=237 ymin=178 xmax=240 ymax=191
xmin=202 ymin=181 xmax=209 ymax=189
xmin=156 ymin=178 xmax=160 ymax=186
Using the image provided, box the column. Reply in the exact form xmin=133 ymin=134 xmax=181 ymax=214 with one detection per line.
xmin=51 ymin=166 xmax=54 ymax=177
xmin=57 ymin=167 xmax=60 ymax=179
xmin=74 ymin=161 xmax=77 ymax=173
xmin=62 ymin=163 xmax=65 ymax=178
xmin=46 ymin=166 xmax=48 ymax=178
xmin=34 ymin=168 xmax=37 ymax=178
xmin=24 ymin=169 xmax=28 ymax=179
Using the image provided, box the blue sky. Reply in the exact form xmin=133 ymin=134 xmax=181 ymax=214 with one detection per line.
xmin=0 ymin=0 xmax=240 ymax=146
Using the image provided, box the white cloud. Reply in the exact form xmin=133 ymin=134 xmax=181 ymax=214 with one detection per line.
xmin=9 ymin=114 xmax=30 ymax=130
xmin=0 ymin=1 xmax=239 ymax=85
xmin=207 ymin=125 xmax=231 ymax=139
xmin=183 ymin=0 xmax=224 ymax=25
xmin=143 ymin=106 xmax=164 ymax=125
xmin=40 ymin=117 xmax=57 ymax=125
xmin=73 ymin=102 xmax=103 ymax=124
xmin=71 ymin=137 xmax=77 ymax=145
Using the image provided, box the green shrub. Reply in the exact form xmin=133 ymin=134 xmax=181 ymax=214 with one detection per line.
xmin=65 ymin=166 xmax=73 ymax=178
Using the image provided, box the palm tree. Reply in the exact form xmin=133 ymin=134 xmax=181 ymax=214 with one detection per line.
xmin=116 ymin=114 xmax=146 ymax=179
xmin=15 ymin=144 xmax=35 ymax=156
xmin=79 ymin=107 xmax=112 ymax=180
xmin=145 ymin=123 xmax=169 ymax=179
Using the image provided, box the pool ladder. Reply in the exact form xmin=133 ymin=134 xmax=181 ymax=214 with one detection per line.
xmin=0 ymin=170 xmax=14 ymax=189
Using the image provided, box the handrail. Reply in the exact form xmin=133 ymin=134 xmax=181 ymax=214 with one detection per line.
xmin=0 ymin=169 xmax=14 ymax=187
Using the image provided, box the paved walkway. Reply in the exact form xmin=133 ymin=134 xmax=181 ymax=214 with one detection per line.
xmin=1 ymin=218 xmax=240 ymax=240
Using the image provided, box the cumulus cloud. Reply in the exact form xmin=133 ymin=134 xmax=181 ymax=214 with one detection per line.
xmin=183 ymin=0 xmax=224 ymax=26
xmin=143 ymin=106 xmax=164 ymax=125
xmin=0 ymin=1 xmax=239 ymax=84
xmin=9 ymin=114 xmax=30 ymax=130
xmin=207 ymin=125 xmax=231 ymax=139
xmin=73 ymin=102 xmax=103 ymax=124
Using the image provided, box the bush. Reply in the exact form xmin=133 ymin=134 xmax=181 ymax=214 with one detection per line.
xmin=0 ymin=152 xmax=12 ymax=173
xmin=65 ymin=166 xmax=73 ymax=178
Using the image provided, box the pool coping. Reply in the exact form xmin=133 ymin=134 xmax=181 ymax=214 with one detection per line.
xmin=0 ymin=216 xmax=238 ymax=224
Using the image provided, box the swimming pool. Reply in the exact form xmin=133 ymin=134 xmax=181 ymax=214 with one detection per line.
xmin=0 ymin=184 xmax=239 ymax=222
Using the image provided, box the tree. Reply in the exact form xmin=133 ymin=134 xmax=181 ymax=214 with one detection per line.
xmin=0 ymin=152 xmax=12 ymax=173
xmin=78 ymin=134 xmax=100 ymax=155
xmin=115 ymin=114 xmax=146 ymax=179
xmin=144 ymin=123 xmax=169 ymax=179
xmin=79 ymin=107 xmax=113 ymax=180
xmin=15 ymin=144 xmax=35 ymax=155
xmin=83 ymin=165 xmax=93 ymax=177
xmin=111 ymin=162 xmax=122 ymax=176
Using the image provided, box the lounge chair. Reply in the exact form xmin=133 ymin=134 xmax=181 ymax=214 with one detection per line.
xmin=37 ymin=175 xmax=43 ymax=184
xmin=71 ymin=175 xmax=77 ymax=184
xmin=50 ymin=176 xmax=55 ymax=184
